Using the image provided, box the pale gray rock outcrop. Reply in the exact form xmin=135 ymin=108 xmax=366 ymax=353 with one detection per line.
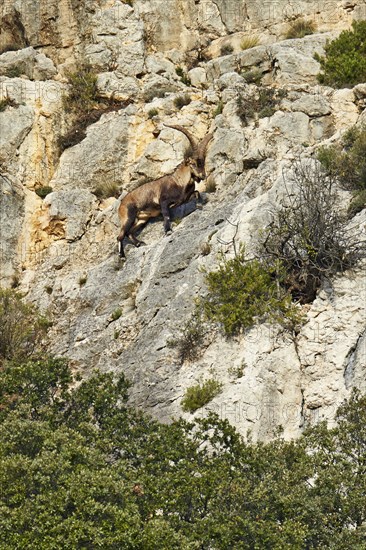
xmin=1 ymin=0 xmax=366 ymax=443
xmin=0 ymin=47 xmax=57 ymax=80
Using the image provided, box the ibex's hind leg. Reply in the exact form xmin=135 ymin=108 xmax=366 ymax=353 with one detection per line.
xmin=117 ymin=203 xmax=137 ymax=259
xmin=128 ymin=218 xmax=148 ymax=247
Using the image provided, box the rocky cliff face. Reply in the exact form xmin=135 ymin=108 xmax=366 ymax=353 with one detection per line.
xmin=1 ymin=0 xmax=365 ymax=441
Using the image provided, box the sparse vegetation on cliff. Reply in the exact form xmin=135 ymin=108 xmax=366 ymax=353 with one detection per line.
xmin=285 ymin=19 xmax=316 ymax=40
xmin=181 ymin=377 xmax=223 ymax=412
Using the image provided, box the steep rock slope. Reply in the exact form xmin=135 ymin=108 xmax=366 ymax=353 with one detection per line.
xmin=0 ymin=0 xmax=365 ymax=441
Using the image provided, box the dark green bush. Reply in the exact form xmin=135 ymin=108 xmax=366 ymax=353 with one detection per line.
xmin=181 ymin=378 xmax=223 ymax=413
xmin=315 ymin=20 xmax=366 ymax=88
xmin=175 ymin=66 xmax=191 ymax=86
xmin=35 ymin=186 xmax=53 ymax=199
xmin=201 ymin=248 xmax=302 ymax=336
xmin=5 ymin=65 xmax=23 ymax=78
xmin=0 ymin=97 xmax=16 ymax=111
xmin=1 ymin=351 xmax=366 ymax=548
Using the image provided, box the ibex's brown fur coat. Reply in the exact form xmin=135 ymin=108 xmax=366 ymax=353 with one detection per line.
xmin=117 ymin=126 xmax=213 ymax=258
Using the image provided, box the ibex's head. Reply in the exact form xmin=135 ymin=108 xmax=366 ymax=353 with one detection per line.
xmin=165 ymin=124 xmax=213 ymax=181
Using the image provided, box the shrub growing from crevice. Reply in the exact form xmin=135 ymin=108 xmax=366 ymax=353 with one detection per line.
xmin=0 ymin=289 xmax=49 ymax=364
xmin=35 ymin=186 xmax=53 ymax=199
xmin=59 ymin=64 xmax=128 ymax=152
xmin=285 ymin=19 xmax=316 ymax=40
xmin=315 ymin=20 xmax=366 ymax=88
xmin=237 ymin=87 xmax=286 ymax=124
xmin=318 ymin=125 xmax=366 ymax=218
xmin=181 ymin=378 xmax=223 ymax=413
xmin=261 ymin=161 xmax=365 ymax=303
xmin=0 ymin=96 xmax=17 ymax=111
xmin=168 ymin=307 xmax=210 ymax=363
xmin=173 ymin=93 xmax=191 ymax=109
xmin=201 ymin=248 xmax=302 ymax=337
xmin=175 ymin=66 xmax=191 ymax=86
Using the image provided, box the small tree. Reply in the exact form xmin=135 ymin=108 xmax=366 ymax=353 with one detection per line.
xmin=0 ymin=289 xmax=49 ymax=364
xmin=261 ymin=161 xmax=364 ymax=303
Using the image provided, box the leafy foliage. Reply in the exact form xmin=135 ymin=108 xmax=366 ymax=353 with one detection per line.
xmin=315 ymin=20 xmax=366 ymax=88
xmin=261 ymin=161 xmax=364 ymax=303
xmin=181 ymin=378 xmax=223 ymax=412
xmin=201 ymin=248 xmax=302 ymax=336
xmin=35 ymin=185 xmax=53 ymax=199
xmin=1 ymin=356 xmax=366 ymax=548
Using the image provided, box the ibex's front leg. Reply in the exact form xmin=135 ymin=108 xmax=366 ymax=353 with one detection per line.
xmin=160 ymin=199 xmax=172 ymax=235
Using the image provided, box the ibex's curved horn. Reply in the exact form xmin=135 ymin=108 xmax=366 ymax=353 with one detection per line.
xmin=195 ymin=133 xmax=213 ymax=161
xmin=164 ymin=124 xmax=198 ymax=151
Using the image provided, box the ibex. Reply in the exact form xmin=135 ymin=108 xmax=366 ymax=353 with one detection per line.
xmin=117 ymin=125 xmax=213 ymax=258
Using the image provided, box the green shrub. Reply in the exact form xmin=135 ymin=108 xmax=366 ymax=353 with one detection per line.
xmin=315 ymin=20 xmax=366 ymax=88
xmin=35 ymin=186 xmax=53 ymax=199
xmin=317 ymin=125 xmax=366 ymax=191
xmin=59 ymin=65 xmax=124 ymax=151
xmin=78 ymin=276 xmax=87 ymax=286
xmin=285 ymin=19 xmax=316 ymax=40
xmin=0 ymin=289 xmax=49 ymax=364
xmin=63 ymin=64 xmax=99 ymax=115
xmin=175 ymin=66 xmax=191 ymax=86
xmin=1 ymin=347 xmax=366 ymax=548
xmin=240 ymin=35 xmax=260 ymax=50
xmin=181 ymin=378 xmax=223 ymax=413
xmin=111 ymin=308 xmax=122 ymax=321
xmin=174 ymin=94 xmax=191 ymax=109
xmin=241 ymin=68 xmax=263 ymax=85
xmin=201 ymin=248 xmax=302 ymax=336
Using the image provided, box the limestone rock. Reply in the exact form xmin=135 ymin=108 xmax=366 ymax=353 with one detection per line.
xmin=0 ymin=47 xmax=57 ymax=80
xmin=44 ymin=190 xmax=97 ymax=242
